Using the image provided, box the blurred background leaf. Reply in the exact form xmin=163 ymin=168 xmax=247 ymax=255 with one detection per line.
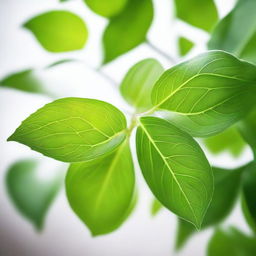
xmin=178 ymin=37 xmax=194 ymax=57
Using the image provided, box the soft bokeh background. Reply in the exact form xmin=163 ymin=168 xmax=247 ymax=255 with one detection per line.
xmin=0 ymin=0 xmax=251 ymax=255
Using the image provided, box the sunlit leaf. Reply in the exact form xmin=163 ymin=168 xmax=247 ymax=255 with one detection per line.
xmin=66 ymin=141 xmax=135 ymax=236
xmin=8 ymin=98 xmax=127 ymax=162
xmin=84 ymin=0 xmax=128 ymax=18
xmin=152 ymin=51 xmax=256 ymax=137
xmin=103 ymin=0 xmax=153 ymax=63
xmin=120 ymin=58 xmax=164 ymax=111
xmin=178 ymin=37 xmax=194 ymax=57
xmin=6 ymin=159 xmax=62 ymax=230
xmin=24 ymin=11 xmax=88 ymax=52
xmin=136 ymin=116 xmax=213 ymax=228
xmin=174 ymin=0 xmax=218 ymax=31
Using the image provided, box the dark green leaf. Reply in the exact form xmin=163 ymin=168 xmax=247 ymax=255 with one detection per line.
xmin=120 ymin=58 xmax=164 ymax=111
xmin=24 ymin=11 xmax=88 ymax=52
xmin=66 ymin=141 xmax=135 ymax=236
xmin=208 ymin=0 xmax=256 ymax=64
xmin=103 ymin=0 xmax=153 ymax=63
xmin=136 ymin=116 xmax=213 ymax=229
xmin=178 ymin=37 xmax=194 ymax=57
xmin=207 ymin=227 xmax=256 ymax=256
xmin=8 ymin=98 xmax=127 ymax=162
xmin=6 ymin=159 xmax=62 ymax=230
xmin=84 ymin=0 xmax=128 ymax=18
xmin=174 ymin=0 xmax=218 ymax=31
xmin=152 ymin=51 xmax=256 ymax=137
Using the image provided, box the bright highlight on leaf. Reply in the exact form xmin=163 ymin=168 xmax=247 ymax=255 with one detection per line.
xmin=120 ymin=59 xmax=164 ymax=111
xmin=6 ymin=159 xmax=62 ymax=230
xmin=152 ymin=51 xmax=256 ymax=137
xmin=66 ymin=141 xmax=135 ymax=236
xmin=84 ymin=0 xmax=128 ymax=18
xmin=136 ymin=116 xmax=213 ymax=229
xmin=8 ymin=98 xmax=127 ymax=162
xmin=24 ymin=11 xmax=88 ymax=52
xmin=102 ymin=0 xmax=153 ymax=63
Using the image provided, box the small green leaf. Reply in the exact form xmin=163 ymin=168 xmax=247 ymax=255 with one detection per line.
xmin=6 ymin=159 xmax=62 ymax=230
xmin=203 ymin=127 xmax=246 ymax=157
xmin=151 ymin=199 xmax=162 ymax=216
xmin=84 ymin=0 xmax=128 ymax=18
xmin=0 ymin=69 xmax=45 ymax=94
xmin=207 ymin=227 xmax=256 ymax=256
xmin=241 ymin=163 xmax=256 ymax=233
xmin=208 ymin=0 xmax=256 ymax=64
xmin=46 ymin=59 xmax=77 ymax=69
xmin=66 ymin=141 xmax=135 ymax=236
xmin=136 ymin=116 xmax=213 ymax=229
xmin=24 ymin=11 xmax=88 ymax=52
xmin=174 ymin=0 xmax=218 ymax=32
xmin=8 ymin=98 xmax=127 ymax=163
xmin=178 ymin=37 xmax=194 ymax=57
xmin=175 ymin=166 xmax=242 ymax=250
xmin=120 ymin=59 xmax=164 ymax=111
xmin=152 ymin=51 xmax=256 ymax=137
xmin=103 ymin=0 xmax=153 ymax=64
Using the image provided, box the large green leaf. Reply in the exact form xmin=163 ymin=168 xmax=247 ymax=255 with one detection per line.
xmin=207 ymin=227 xmax=256 ymax=256
xmin=176 ymin=166 xmax=243 ymax=250
xmin=178 ymin=37 xmax=194 ymax=57
xmin=8 ymin=98 xmax=127 ymax=162
xmin=24 ymin=11 xmax=88 ymax=52
xmin=120 ymin=59 xmax=164 ymax=111
xmin=6 ymin=159 xmax=62 ymax=230
xmin=136 ymin=116 xmax=213 ymax=228
xmin=203 ymin=127 xmax=246 ymax=157
xmin=241 ymin=163 xmax=256 ymax=233
xmin=174 ymin=0 xmax=218 ymax=32
xmin=0 ymin=69 xmax=46 ymax=94
xmin=66 ymin=141 xmax=135 ymax=236
xmin=152 ymin=51 xmax=256 ymax=137
xmin=208 ymin=0 xmax=256 ymax=64
xmin=102 ymin=0 xmax=153 ymax=64
xmin=84 ymin=0 xmax=128 ymax=18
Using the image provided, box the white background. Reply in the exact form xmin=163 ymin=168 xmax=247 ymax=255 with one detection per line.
xmin=0 ymin=0 xmax=252 ymax=255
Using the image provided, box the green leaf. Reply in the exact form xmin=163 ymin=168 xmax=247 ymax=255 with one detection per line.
xmin=84 ymin=0 xmax=128 ymax=18
xmin=136 ymin=116 xmax=213 ymax=229
xmin=151 ymin=199 xmax=162 ymax=216
xmin=8 ymin=98 xmax=127 ymax=163
xmin=241 ymin=163 xmax=256 ymax=233
xmin=24 ymin=11 xmax=88 ymax=53
xmin=0 ymin=69 xmax=45 ymax=94
xmin=152 ymin=51 xmax=256 ymax=137
xmin=208 ymin=0 xmax=256 ymax=64
xmin=66 ymin=141 xmax=135 ymax=236
xmin=207 ymin=227 xmax=256 ymax=256
xmin=120 ymin=59 xmax=164 ymax=111
xmin=203 ymin=127 xmax=246 ymax=157
xmin=178 ymin=37 xmax=194 ymax=57
xmin=103 ymin=0 xmax=153 ymax=64
xmin=46 ymin=59 xmax=77 ymax=69
xmin=174 ymin=0 xmax=218 ymax=32
xmin=176 ymin=166 xmax=242 ymax=250
xmin=6 ymin=159 xmax=62 ymax=230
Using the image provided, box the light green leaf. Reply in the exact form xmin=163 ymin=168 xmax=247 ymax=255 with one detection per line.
xmin=84 ymin=0 xmax=128 ymax=18
xmin=176 ymin=166 xmax=243 ymax=250
xmin=136 ymin=116 xmax=213 ymax=228
xmin=6 ymin=159 xmax=62 ymax=230
xmin=8 ymin=98 xmax=127 ymax=163
xmin=207 ymin=227 xmax=256 ymax=256
xmin=120 ymin=59 xmax=164 ymax=111
xmin=151 ymin=199 xmax=162 ymax=216
xmin=174 ymin=0 xmax=218 ymax=32
xmin=203 ymin=127 xmax=246 ymax=157
xmin=103 ymin=0 xmax=153 ymax=64
xmin=178 ymin=37 xmax=194 ymax=57
xmin=208 ymin=0 xmax=256 ymax=64
xmin=241 ymin=163 xmax=256 ymax=233
xmin=152 ymin=51 xmax=256 ymax=137
xmin=24 ymin=11 xmax=88 ymax=52
xmin=46 ymin=59 xmax=77 ymax=69
xmin=66 ymin=141 xmax=135 ymax=236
